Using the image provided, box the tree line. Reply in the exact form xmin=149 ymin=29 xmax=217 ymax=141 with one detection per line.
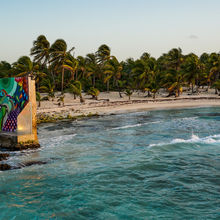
xmin=1 ymin=35 xmax=220 ymax=101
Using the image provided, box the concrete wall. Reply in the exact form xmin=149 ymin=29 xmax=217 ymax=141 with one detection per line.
xmin=17 ymin=77 xmax=38 ymax=144
xmin=0 ymin=77 xmax=38 ymax=148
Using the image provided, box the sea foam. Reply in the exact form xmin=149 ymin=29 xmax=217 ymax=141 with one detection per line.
xmin=149 ymin=134 xmax=220 ymax=147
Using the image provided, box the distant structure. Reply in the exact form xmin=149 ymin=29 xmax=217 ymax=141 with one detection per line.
xmin=0 ymin=77 xmax=39 ymax=150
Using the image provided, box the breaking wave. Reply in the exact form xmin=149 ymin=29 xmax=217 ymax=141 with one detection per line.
xmin=149 ymin=134 xmax=220 ymax=147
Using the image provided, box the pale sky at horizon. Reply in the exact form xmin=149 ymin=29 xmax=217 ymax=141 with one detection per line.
xmin=0 ymin=0 xmax=220 ymax=63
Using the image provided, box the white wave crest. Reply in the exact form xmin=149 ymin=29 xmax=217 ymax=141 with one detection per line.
xmin=111 ymin=121 xmax=162 ymax=130
xmin=149 ymin=134 xmax=220 ymax=148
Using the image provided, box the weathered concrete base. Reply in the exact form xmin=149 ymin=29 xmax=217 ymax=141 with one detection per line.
xmin=0 ymin=132 xmax=40 ymax=151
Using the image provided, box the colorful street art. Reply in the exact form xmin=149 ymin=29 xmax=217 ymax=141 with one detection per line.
xmin=0 ymin=77 xmax=29 ymax=132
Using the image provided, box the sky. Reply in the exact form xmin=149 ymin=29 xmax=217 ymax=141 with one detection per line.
xmin=0 ymin=0 xmax=220 ymax=63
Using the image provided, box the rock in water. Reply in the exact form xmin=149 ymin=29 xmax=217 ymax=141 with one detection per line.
xmin=0 ymin=163 xmax=11 ymax=171
xmin=0 ymin=153 xmax=9 ymax=161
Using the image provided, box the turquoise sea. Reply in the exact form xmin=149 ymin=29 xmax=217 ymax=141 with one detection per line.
xmin=0 ymin=107 xmax=220 ymax=219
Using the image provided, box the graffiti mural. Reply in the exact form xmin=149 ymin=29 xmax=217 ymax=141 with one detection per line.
xmin=0 ymin=77 xmax=29 ymax=132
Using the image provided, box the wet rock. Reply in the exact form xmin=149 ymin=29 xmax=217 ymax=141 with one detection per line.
xmin=0 ymin=153 xmax=9 ymax=161
xmin=19 ymin=161 xmax=47 ymax=168
xmin=0 ymin=163 xmax=11 ymax=171
xmin=13 ymin=142 xmax=40 ymax=151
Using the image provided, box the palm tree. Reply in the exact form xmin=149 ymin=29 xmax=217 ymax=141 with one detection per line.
xmin=30 ymin=35 xmax=54 ymax=85
xmin=162 ymin=48 xmax=184 ymax=97
xmin=212 ymin=80 xmax=220 ymax=95
xmin=36 ymin=92 xmax=42 ymax=107
xmin=69 ymin=80 xmax=84 ymax=103
xmin=208 ymin=53 xmax=220 ymax=94
xmin=13 ymin=56 xmax=47 ymax=92
xmin=85 ymin=53 xmax=100 ymax=87
xmin=63 ymin=53 xmax=78 ymax=81
xmin=144 ymin=59 xmax=161 ymax=99
xmin=0 ymin=61 xmax=12 ymax=77
xmin=167 ymin=48 xmax=184 ymax=71
xmin=183 ymin=53 xmax=201 ymax=93
xmin=31 ymin=35 xmax=50 ymax=66
xmin=96 ymin=44 xmax=111 ymax=91
xmin=76 ymin=56 xmax=86 ymax=80
xmin=132 ymin=59 xmax=150 ymax=92
xmin=125 ymin=89 xmax=133 ymax=100
xmin=87 ymin=87 xmax=100 ymax=100
xmin=39 ymin=78 xmax=55 ymax=100
xmin=49 ymin=39 xmax=74 ymax=93
xmin=96 ymin=44 xmax=111 ymax=64
xmin=103 ymin=56 xmax=123 ymax=94
xmin=12 ymin=56 xmax=34 ymax=76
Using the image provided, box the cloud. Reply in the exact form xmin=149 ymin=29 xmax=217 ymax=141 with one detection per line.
xmin=188 ymin=34 xmax=199 ymax=39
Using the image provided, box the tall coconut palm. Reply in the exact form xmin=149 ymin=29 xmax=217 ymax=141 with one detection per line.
xmin=31 ymin=35 xmax=50 ymax=66
xmin=49 ymin=39 xmax=74 ymax=93
xmin=30 ymin=35 xmax=53 ymax=86
xmin=96 ymin=44 xmax=111 ymax=64
xmin=96 ymin=44 xmax=111 ymax=91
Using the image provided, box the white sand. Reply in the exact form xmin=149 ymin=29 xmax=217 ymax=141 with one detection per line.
xmin=37 ymin=90 xmax=220 ymax=119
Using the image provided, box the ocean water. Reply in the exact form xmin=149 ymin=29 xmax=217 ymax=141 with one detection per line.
xmin=0 ymin=107 xmax=220 ymax=219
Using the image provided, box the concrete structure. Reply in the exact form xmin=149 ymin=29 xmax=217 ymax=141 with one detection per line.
xmin=0 ymin=77 xmax=39 ymax=150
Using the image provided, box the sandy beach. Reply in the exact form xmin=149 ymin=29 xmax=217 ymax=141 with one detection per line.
xmin=37 ymin=90 xmax=220 ymax=122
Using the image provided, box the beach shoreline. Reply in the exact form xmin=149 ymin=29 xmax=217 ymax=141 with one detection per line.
xmin=37 ymin=92 xmax=220 ymax=123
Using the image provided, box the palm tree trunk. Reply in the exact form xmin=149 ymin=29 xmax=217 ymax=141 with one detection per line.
xmin=61 ymin=67 xmax=65 ymax=93
xmin=107 ymin=80 xmax=109 ymax=92
xmin=93 ymin=75 xmax=95 ymax=87
xmin=71 ymin=71 xmax=75 ymax=81
xmin=76 ymin=69 xmax=78 ymax=80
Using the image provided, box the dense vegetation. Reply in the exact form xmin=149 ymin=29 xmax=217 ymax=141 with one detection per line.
xmin=1 ymin=35 xmax=220 ymax=100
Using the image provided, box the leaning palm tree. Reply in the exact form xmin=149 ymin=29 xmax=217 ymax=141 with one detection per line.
xmin=96 ymin=44 xmax=111 ymax=90
xmin=87 ymin=87 xmax=100 ymax=100
xmin=68 ymin=80 xmax=84 ymax=103
xmin=63 ymin=53 xmax=79 ymax=81
xmin=96 ymin=44 xmax=111 ymax=64
xmin=30 ymin=35 xmax=50 ymax=66
xmin=49 ymin=39 xmax=75 ymax=93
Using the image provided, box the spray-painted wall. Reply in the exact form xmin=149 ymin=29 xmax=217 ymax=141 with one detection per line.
xmin=0 ymin=77 xmax=29 ymax=132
